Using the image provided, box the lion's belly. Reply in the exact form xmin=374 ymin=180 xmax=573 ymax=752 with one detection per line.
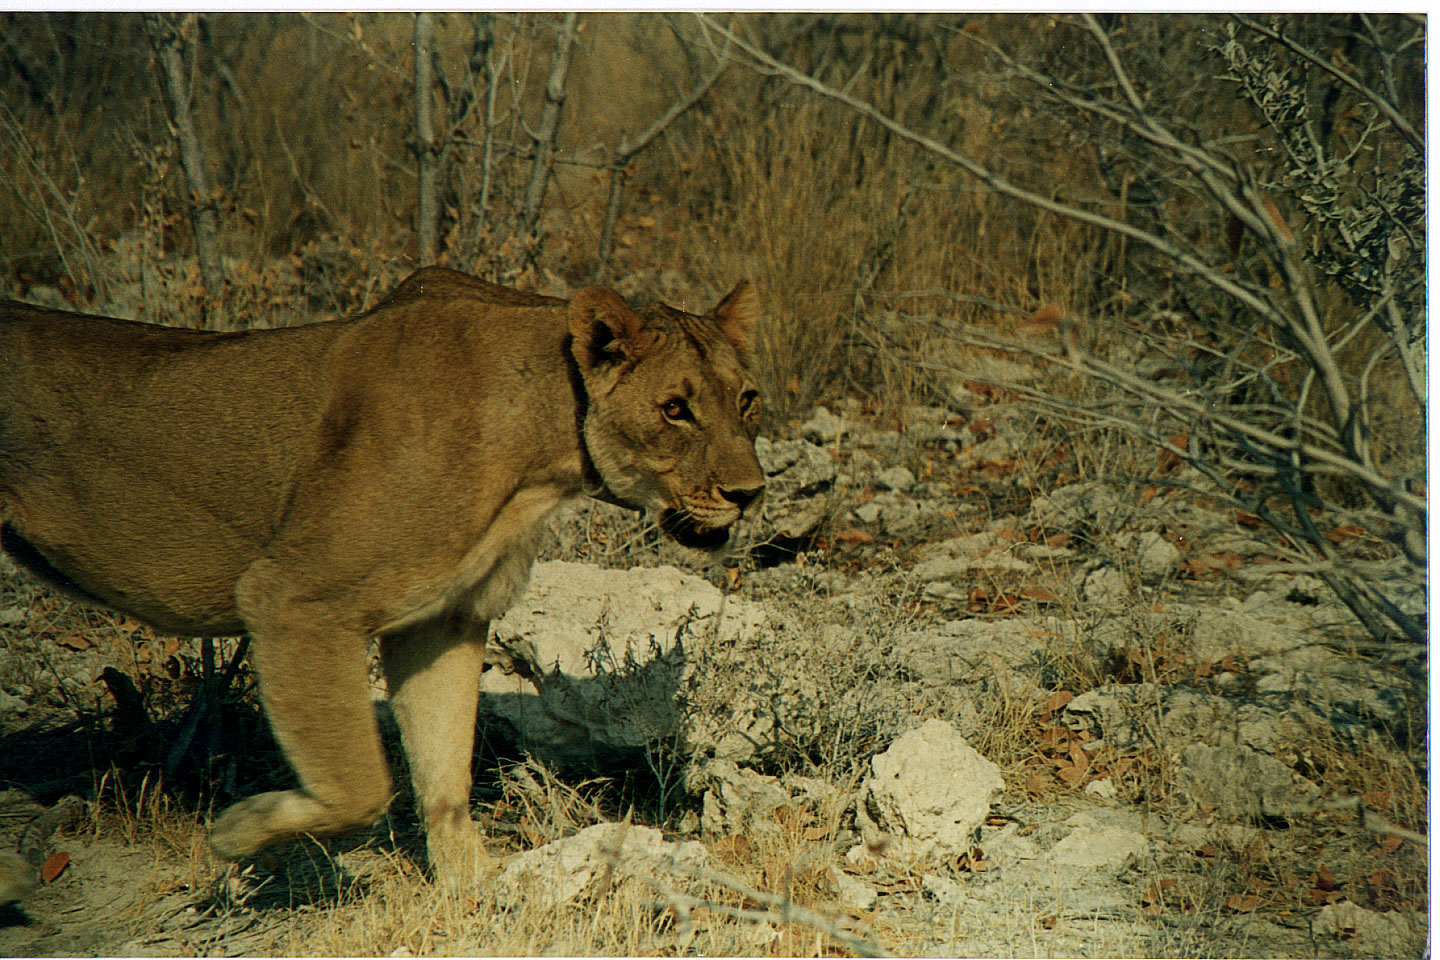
xmin=1 ymin=521 xmax=247 ymax=636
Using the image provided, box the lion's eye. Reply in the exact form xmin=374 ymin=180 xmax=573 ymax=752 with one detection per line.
xmin=739 ymin=390 xmax=760 ymax=417
xmin=661 ymin=398 xmax=693 ymax=422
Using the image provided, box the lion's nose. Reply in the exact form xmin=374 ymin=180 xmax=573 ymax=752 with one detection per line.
xmin=719 ymin=482 xmax=764 ymax=512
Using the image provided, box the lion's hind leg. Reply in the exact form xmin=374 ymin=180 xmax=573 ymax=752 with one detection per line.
xmin=212 ymin=561 xmax=393 ymax=862
xmin=379 ymin=613 xmax=491 ymax=891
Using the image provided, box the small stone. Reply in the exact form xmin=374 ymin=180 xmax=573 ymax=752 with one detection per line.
xmin=1082 ymin=566 xmax=1128 ymax=603
xmin=1048 ymin=824 xmax=1147 ymax=869
xmin=863 ymin=719 xmax=1003 ymax=859
xmin=874 ymin=466 xmax=916 ymax=493
xmin=853 ymin=502 xmax=883 ymax=525
xmin=827 ymin=866 xmax=878 ymax=910
xmin=801 ymin=405 xmax=846 ymax=444
xmin=921 ymin=873 xmax=967 ymax=905
xmin=1084 ymin=777 xmax=1118 ymax=800
xmin=1135 ymin=531 xmax=1180 ymax=581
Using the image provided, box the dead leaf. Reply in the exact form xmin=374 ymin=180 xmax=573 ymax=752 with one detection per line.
xmin=1378 ymin=834 xmax=1403 ymax=854
xmin=56 ymin=634 xmax=94 ymax=651
xmin=1324 ymin=524 xmax=1367 ymax=543
xmin=1234 ymin=510 xmax=1263 ymax=528
xmin=1018 ymin=303 xmax=1063 ymax=337
xmin=989 ymin=593 xmax=1021 ymax=615
xmin=1025 ymin=769 xmax=1050 ymax=797
xmin=1261 ymin=195 xmax=1294 ymax=241
xmin=833 ymin=528 xmax=875 ymax=545
xmin=1225 ymin=892 xmax=1260 ymax=912
xmin=1044 ymin=689 xmax=1075 ymax=714
xmin=1195 ymin=844 xmax=1218 ymax=858
xmin=1057 ymin=763 xmax=1087 ymax=786
xmin=1021 ymin=585 xmax=1058 ymax=605
xmin=1044 ymin=532 xmax=1072 ymax=548
xmin=41 ymin=851 xmax=69 ymax=883
xmin=1313 ymin=864 xmax=1339 ymax=892
xmin=710 ymin=834 xmax=751 ymax=864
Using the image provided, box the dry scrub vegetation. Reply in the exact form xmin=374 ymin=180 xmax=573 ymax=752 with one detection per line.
xmin=0 ymin=12 xmax=1427 ymax=958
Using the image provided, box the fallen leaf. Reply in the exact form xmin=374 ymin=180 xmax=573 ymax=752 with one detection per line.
xmin=1313 ymin=864 xmax=1339 ymax=892
xmin=41 ymin=851 xmax=70 ymax=883
xmin=1057 ymin=763 xmax=1087 ymax=786
xmin=1017 ymin=303 xmax=1063 ymax=337
xmin=1025 ymin=769 xmax=1050 ymax=797
xmin=989 ymin=593 xmax=1021 ymax=615
xmin=833 ymin=528 xmax=875 ymax=545
xmin=1234 ymin=510 xmax=1263 ymax=528
xmin=1044 ymin=689 xmax=1075 ymax=713
xmin=56 ymin=634 xmax=94 ymax=651
xmin=1378 ymin=835 xmax=1402 ymax=854
xmin=1225 ymin=892 xmax=1260 ymax=912
xmin=1021 ymin=585 xmax=1058 ymax=604
xmin=1325 ymin=524 xmax=1367 ymax=543
xmin=1195 ymin=844 xmax=1218 ymax=858
xmin=1362 ymin=789 xmax=1392 ymax=808
xmin=710 ymin=834 xmax=752 ymax=864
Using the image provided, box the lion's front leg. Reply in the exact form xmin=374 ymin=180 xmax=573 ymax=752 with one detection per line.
xmin=379 ymin=612 xmax=491 ymax=890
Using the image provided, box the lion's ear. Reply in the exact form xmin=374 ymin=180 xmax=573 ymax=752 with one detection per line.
xmin=569 ymin=287 xmax=652 ymax=391
xmin=712 ymin=281 xmax=759 ymax=355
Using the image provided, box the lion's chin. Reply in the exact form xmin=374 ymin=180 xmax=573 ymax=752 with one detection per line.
xmin=659 ymin=509 xmax=734 ymax=551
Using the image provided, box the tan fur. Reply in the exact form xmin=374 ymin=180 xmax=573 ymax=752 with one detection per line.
xmin=0 ymin=267 xmax=765 ymax=887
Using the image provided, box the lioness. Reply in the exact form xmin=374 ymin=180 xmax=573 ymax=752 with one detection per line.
xmin=0 ymin=267 xmax=765 ymax=887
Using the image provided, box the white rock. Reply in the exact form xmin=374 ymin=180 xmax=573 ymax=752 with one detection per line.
xmin=853 ymin=502 xmax=883 ymax=525
xmin=1084 ymin=777 xmax=1118 ymax=800
xmin=481 ymin=562 xmax=768 ymax=766
xmin=979 ymin=823 xmax=1040 ymax=863
xmin=862 ymin=719 xmax=1003 ymax=860
xmin=801 ymin=405 xmax=846 ymax=443
xmin=920 ymin=872 xmax=968 ymax=906
xmin=693 ymin=760 xmax=789 ymax=837
xmin=1134 ymin=531 xmax=1180 ymax=581
xmin=1175 ymin=743 xmax=1321 ymax=820
xmin=1081 ymin=566 xmax=1128 ymax=604
xmin=873 ymin=465 xmax=916 ymax=493
xmin=1048 ymin=823 xmax=1147 ymax=869
xmin=500 ymin=822 xmax=707 ymax=910
xmin=827 ymin=866 xmax=878 ymax=911
xmin=1314 ymin=901 xmax=1415 ymax=957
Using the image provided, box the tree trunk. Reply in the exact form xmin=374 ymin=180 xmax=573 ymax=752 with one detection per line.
xmin=519 ymin=12 xmax=579 ymax=252
xmin=149 ymin=13 xmax=225 ymax=327
xmin=414 ymin=12 xmax=440 ymax=266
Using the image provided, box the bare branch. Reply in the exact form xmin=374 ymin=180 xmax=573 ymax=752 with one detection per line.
xmin=520 ymin=12 xmax=579 ymax=248
xmin=1232 ymin=14 xmax=1422 ymax=155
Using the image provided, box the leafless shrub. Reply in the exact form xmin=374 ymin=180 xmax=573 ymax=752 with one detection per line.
xmin=708 ymin=13 xmax=1425 ymax=650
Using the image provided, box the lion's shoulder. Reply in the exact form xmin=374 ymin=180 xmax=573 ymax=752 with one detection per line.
xmin=378 ymin=267 xmax=565 ymax=312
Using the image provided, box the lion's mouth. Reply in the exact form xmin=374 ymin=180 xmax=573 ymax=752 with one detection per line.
xmin=659 ymin=508 xmax=734 ymax=551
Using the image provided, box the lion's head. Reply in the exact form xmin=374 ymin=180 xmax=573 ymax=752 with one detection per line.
xmin=568 ymin=283 xmax=766 ymax=550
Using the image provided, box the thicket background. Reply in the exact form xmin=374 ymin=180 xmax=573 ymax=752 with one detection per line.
xmin=1 ymin=11 xmax=1423 ymax=647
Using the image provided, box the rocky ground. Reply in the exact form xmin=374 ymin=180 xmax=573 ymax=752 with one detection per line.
xmin=0 ymin=373 xmax=1427 ymax=957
